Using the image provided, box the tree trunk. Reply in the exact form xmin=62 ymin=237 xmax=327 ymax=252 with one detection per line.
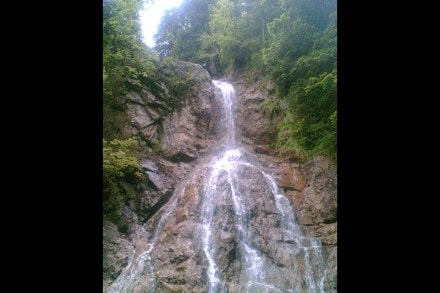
xmin=209 ymin=47 xmax=218 ymax=76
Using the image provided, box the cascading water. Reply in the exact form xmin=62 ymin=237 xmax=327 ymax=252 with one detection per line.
xmin=106 ymin=79 xmax=327 ymax=293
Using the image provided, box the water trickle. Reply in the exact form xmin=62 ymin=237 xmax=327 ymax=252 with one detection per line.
xmin=107 ymin=184 xmax=185 ymax=293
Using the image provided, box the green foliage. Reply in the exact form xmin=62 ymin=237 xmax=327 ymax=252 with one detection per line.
xmin=289 ymin=47 xmax=336 ymax=82
xmin=156 ymin=0 xmax=281 ymax=74
xmin=138 ymin=0 xmax=337 ymax=162
xmin=103 ymin=96 xmax=133 ymax=141
xmin=101 ymin=0 xmax=338 ymax=228
xmin=198 ymin=0 xmax=238 ymax=73
xmin=263 ymin=17 xmax=319 ymax=95
xmin=260 ymin=1 xmax=337 ymax=160
xmin=103 ymin=138 xmax=142 ymax=181
xmin=157 ymin=58 xmax=199 ymax=109
xmin=148 ymin=140 xmax=164 ymax=155
xmin=155 ymin=0 xmax=214 ymax=63
xmin=103 ymin=0 xmax=158 ymax=87
xmin=103 ymin=138 xmax=143 ymax=231
xmin=277 ymin=69 xmax=337 ymax=159
xmin=261 ymin=96 xmax=283 ymax=119
xmin=197 ymin=0 xmax=284 ymax=74
xmin=103 ymin=0 xmax=159 ymax=139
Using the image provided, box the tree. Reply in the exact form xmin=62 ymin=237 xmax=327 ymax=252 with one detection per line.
xmin=154 ymin=0 xmax=215 ymax=64
xmin=103 ymin=0 xmax=158 ymax=139
xmin=103 ymin=0 xmax=158 ymax=97
xmin=152 ymin=0 xmax=338 ymax=159
xmin=103 ymin=138 xmax=142 ymax=181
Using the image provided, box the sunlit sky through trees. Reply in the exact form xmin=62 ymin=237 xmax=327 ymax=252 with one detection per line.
xmin=140 ymin=0 xmax=184 ymax=47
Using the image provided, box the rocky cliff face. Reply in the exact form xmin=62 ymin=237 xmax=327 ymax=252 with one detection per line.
xmin=234 ymin=76 xmax=337 ymax=292
xmin=234 ymin=78 xmax=277 ymax=146
xmin=128 ymin=153 xmax=327 ymax=292
xmin=103 ymin=70 xmax=337 ymax=292
xmin=103 ymin=61 xmax=217 ymax=290
xmin=257 ymin=154 xmax=337 ymax=292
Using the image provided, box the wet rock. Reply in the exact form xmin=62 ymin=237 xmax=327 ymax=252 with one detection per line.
xmin=276 ymin=163 xmax=307 ymax=191
xmin=162 ymin=107 xmax=211 ymax=161
xmin=323 ymin=246 xmax=337 ymax=291
xmin=141 ymin=160 xmax=166 ymax=192
xmin=140 ymin=159 xmax=159 ymax=173
xmin=159 ymin=62 xmax=215 ymax=160
xmin=139 ymin=190 xmax=162 ymax=213
xmin=125 ymin=92 xmax=145 ymax=105
xmin=122 ymin=164 xmax=220 ymax=290
xmin=141 ymin=88 xmax=169 ymax=109
xmin=127 ymin=103 xmax=155 ymax=128
xmin=145 ymin=105 xmax=161 ymax=120
xmin=296 ymin=157 xmax=337 ymax=225
xmin=103 ymin=222 xmax=135 ymax=291
xmin=146 ymin=171 xmax=165 ymax=191
xmin=234 ymin=79 xmax=277 ymax=146
xmin=122 ymin=85 xmax=172 ymax=142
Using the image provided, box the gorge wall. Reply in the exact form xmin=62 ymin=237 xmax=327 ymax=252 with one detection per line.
xmin=104 ymin=60 xmax=218 ymax=289
xmin=234 ymin=77 xmax=337 ymax=291
xmin=103 ymin=63 xmax=337 ymax=292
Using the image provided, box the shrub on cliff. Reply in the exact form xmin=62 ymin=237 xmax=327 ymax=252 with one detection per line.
xmin=103 ymin=138 xmax=142 ymax=228
xmin=103 ymin=138 xmax=142 ymax=181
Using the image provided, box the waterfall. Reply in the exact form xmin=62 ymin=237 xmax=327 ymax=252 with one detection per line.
xmin=198 ymin=80 xmax=327 ymax=292
xmin=106 ymin=79 xmax=327 ymax=293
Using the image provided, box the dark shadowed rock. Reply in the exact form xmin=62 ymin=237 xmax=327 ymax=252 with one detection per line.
xmin=103 ymin=222 xmax=135 ymax=291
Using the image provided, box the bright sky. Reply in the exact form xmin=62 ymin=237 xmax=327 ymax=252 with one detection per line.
xmin=140 ymin=0 xmax=184 ymax=48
